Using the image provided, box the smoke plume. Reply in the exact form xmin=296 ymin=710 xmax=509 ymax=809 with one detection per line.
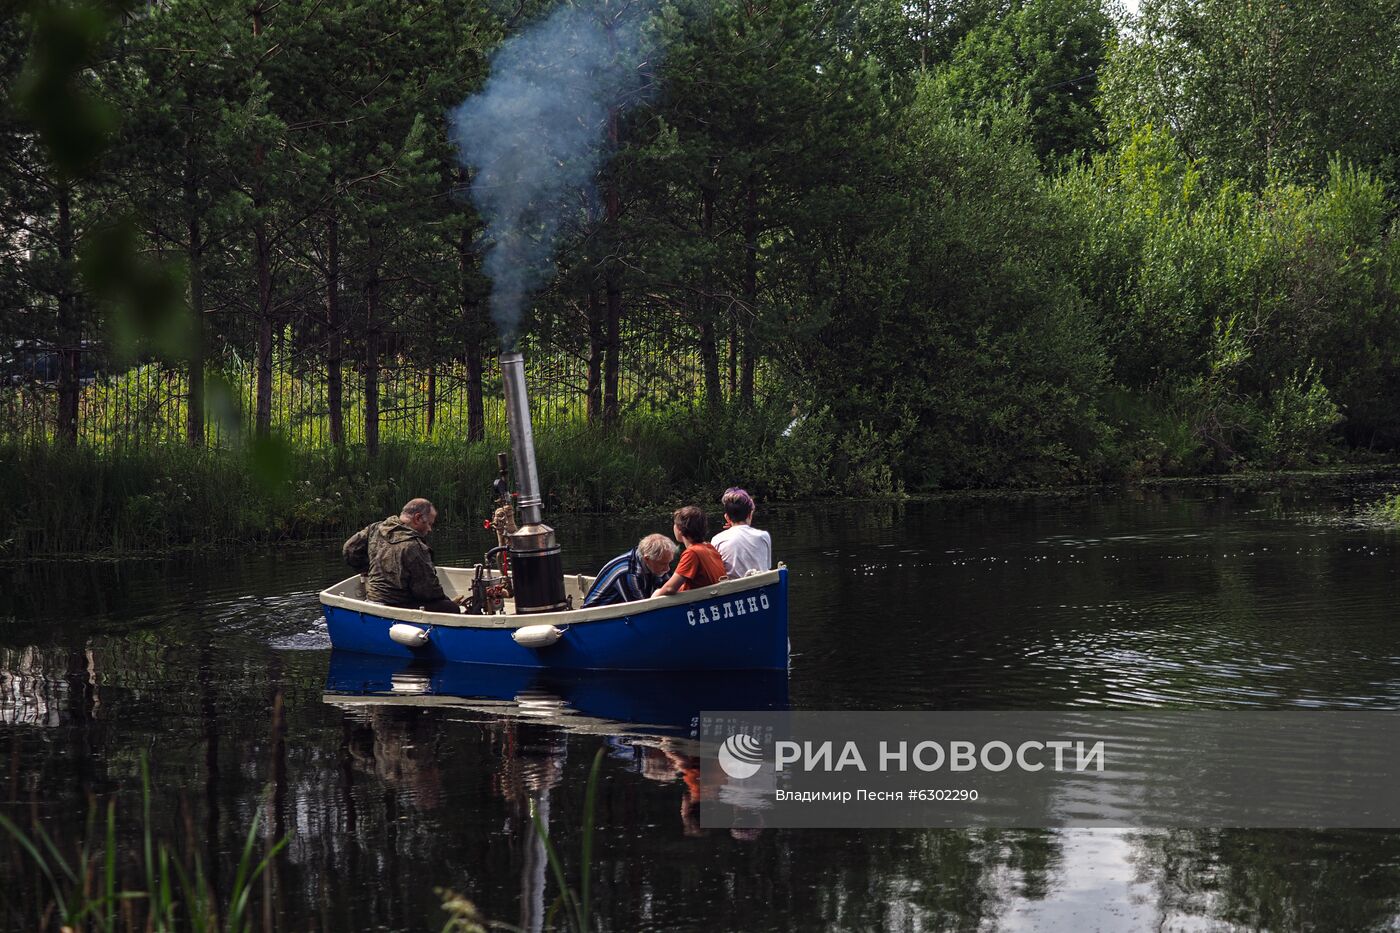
xmin=449 ymin=4 xmax=650 ymax=348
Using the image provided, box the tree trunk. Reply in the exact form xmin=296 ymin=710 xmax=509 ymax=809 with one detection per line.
xmin=185 ymin=145 xmax=205 ymax=447
xmin=426 ymin=368 xmax=436 ymax=437
xmin=255 ymin=239 xmax=273 ymax=437
xmin=252 ymin=4 xmax=273 ymax=438
xmin=603 ymin=268 xmax=622 ymax=423
xmin=365 ymin=247 xmax=380 ymax=457
xmin=741 ymin=175 xmax=758 ymax=406
xmin=583 ymin=186 xmax=604 ymax=424
xmin=700 ymin=181 xmax=721 ymax=410
xmin=465 ymin=346 xmax=484 ymax=442
xmin=700 ymin=318 xmax=721 ymax=412
xmin=586 ymin=284 xmax=604 ymax=422
xmin=602 ymin=105 xmax=622 ymax=424
xmin=326 ymin=199 xmax=343 ymax=446
xmin=187 ymin=245 xmax=205 ymax=447
xmin=457 ymin=182 xmax=485 ymax=442
xmin=728 ymin=312 xmax=737 ymax=398
xmin=56 ymin=184 xmax=79 ymax=444
xmin=726 ymin=156 xmax=737 ymax=398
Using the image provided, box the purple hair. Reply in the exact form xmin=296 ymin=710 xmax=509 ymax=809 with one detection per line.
xmin=721 ymin=487 xmax=755 ymax=523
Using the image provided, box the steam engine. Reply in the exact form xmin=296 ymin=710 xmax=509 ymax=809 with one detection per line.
xmin=464 ymin=351 xmax=568 ymax=615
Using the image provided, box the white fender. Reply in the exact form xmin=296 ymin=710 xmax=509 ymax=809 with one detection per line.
xmin=512 ymin=624 xmax=564 ymax=648
xmin=389 ymin=623 xmax=430 ymax=648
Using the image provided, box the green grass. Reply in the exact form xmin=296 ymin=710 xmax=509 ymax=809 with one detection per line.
xmin=1 ymin=338 xmax=729 ymax=451
xmin=0 ymin=399 xmax=901 ymax=556
xmin=1362 ymin=491 xmax=1400 ymax=526
xmin=0 ymin=759 xmax=285 ymax=933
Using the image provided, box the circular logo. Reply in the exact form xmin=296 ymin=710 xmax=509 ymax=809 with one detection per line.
xmin=718 ymin=733 xmax=764 ymax=779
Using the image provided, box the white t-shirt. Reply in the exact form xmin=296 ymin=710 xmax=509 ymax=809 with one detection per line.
xmin=712 ymin=524 xmax=772 ymax=578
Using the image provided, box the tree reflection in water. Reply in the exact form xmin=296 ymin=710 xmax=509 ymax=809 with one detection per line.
xmin=5 ymin=489 xmax=1400 ymax=929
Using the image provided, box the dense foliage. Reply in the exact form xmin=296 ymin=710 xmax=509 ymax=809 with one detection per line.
xmin=3 ymin=0 xmax=1399 ymax=525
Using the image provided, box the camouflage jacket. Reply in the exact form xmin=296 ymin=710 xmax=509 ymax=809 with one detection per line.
xmin=342 ymin=516 xmax=447 ymax=608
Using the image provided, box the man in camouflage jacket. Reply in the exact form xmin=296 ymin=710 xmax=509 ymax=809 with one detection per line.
xmin=343 ymin=498 xmax=460 ymax=613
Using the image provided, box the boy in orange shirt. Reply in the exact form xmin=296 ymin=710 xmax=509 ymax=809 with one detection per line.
xmin=652 ymin=505 xmax=726 ymax=595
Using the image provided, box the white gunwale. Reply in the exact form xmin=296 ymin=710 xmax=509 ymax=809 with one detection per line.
xmin=319 ymin=565 xmax=783 ymax=630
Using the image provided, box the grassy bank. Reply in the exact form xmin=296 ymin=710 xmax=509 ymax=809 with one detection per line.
xmin=6 ymin=397 xmax=1393 ymax=558
xmin=0 ymin=402 xmax=903 ymax=557
xmin=1360 ymin=490 xmax=1400 ymax=527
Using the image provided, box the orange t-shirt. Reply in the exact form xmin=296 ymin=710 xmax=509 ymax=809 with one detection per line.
xmin=675 ymin=542 xmax=725 ymax=591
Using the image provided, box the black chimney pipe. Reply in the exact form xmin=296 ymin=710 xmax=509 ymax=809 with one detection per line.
xmin=500 ymin=351 xmax=568 ymax=613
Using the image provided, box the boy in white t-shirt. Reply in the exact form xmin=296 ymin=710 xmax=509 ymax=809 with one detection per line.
xmin=711 ymin=487 xmax=772 ymax=578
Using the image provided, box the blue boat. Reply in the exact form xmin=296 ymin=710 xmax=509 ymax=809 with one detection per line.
xmin=320 ymin=351 xmax=789 ymax=672
xmin=319 ymin=564 xmax=790 ymax=671
xmin=322 ymin=650 xmax=790 ymax=733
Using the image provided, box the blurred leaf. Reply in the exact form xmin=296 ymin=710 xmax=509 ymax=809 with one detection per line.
xmin=246 ymin=434 xmax=293 ymax=492
xmin=81 ymin=217 xmax=191 ymax=362
xmin=11 ymin=0 xmax=117 ymax=177
xmin=205 ymin=373 xmax=242 ymax=435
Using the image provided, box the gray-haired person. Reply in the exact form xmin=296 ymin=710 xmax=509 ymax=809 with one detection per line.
xmin=583 ymin=533 xmax=678 ymax=607
xmin=343 ymin=498 xmax=461 ymax=613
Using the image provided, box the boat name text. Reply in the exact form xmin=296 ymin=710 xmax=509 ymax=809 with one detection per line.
xmin=687 ymin=593 xmax=771 ymax=626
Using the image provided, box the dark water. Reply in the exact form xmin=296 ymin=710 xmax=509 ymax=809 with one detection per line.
xmin=4 ymin=478 xmax=1400 ymax=931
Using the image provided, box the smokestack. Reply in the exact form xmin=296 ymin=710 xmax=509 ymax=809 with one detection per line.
xmin=500 ymin=351 xmax=567 ymax=613
xmin=501 ymin=351 xmax=543 ymax=525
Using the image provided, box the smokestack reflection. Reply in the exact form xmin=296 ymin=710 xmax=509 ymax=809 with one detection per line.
xmin=492 ymin=722 xmax=566 ymax=933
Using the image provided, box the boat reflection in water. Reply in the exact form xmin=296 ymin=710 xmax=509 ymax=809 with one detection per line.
xmin=323 ymin=650 xmax=788 ymax=931
xmin=323 ymin=649 xmax=789 ymax=737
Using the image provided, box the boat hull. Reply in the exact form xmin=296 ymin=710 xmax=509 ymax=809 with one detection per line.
xmin=321 ymin=567 xmax=789 ymax=671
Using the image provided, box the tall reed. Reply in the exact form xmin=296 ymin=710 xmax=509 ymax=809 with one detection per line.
xmin=529 ymin=748 xmax=605 ymax=933
xmin=0 ymin=759 xmax=286 ymax=932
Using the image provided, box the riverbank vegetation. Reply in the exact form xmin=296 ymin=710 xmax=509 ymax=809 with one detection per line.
xmin=4 ymin=0 xmax=1399 ymax=554
xmin=1362 ymin=491 xmax=1400 ymax=527
xmin=0 ymin=401 xmax=899 ymax=556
